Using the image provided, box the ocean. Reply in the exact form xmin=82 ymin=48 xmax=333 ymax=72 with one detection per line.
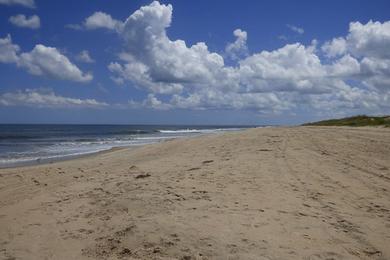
xmin=0 ymin=124 xmax=252 ymax=168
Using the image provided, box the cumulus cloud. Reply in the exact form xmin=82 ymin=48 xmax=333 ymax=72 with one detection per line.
xmin=141 ymin=94 xmax=172 ymax=110
xmin=307 ymin=85 xmax=390 ymax=115
xmin=238 ymin=42 xmax=330 ymax=94
xmin=169 ymin=91 xmax=292 ymax=113
xmin=84 ymin=11 xmax=123 ymax=30
xmin=0 ymin=34 xmax=20 ymax=63
xmin=70 ymin=2 xmax=388 ymax=116
xmin=347 ymin=21 xmax=390 ymax=59
xmin=321 ymin=20 xmax=390 ymax=92
xmin=110 ymin=1 xmax=234 ymax=96
xmin=0 ymin=35 xmax=92 ymax=82
xmin=67 ymin=11 xmax=123 ymax=31
xmin=225 ymin=29 xmax=248 ymax=60
xmin=0 ymin=89 xmax=107 ymax=108
xmin=9 ymin=14 xmax=40 ymax=29
xmin=76 ymin=50 xmax=94 ymax=63
xmin=0 ymin=0 xmax=35 ymax=8
xmin=17 ymin=45 xmax=93 ymax=82
xmin=326 ymin=54 xmax=360 ymax=77
xmin=323 ymin=21 xmax=390 ymax=59
xmin=321 ymin=37 xmax=346 ymax=57
xmin=287 ymin=24 xmax=304 ymax=34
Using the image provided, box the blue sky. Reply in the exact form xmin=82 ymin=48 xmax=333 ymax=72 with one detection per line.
xmin=0 ymin=0 xmax=389 ymax=125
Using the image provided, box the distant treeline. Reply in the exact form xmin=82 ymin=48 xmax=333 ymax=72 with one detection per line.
xmin=303 ymin=115 xmax=390 ymax=127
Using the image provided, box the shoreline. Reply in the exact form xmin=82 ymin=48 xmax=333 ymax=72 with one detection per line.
xmin=0 ymin=146 xmax=129 ymax=170
xmin=1 ymin=126 xmax=389 ymax=259
xmin=0 ymin=134 xmax=208 ymax=170
xmin=5 ymin=125 xmax=383 ymax=170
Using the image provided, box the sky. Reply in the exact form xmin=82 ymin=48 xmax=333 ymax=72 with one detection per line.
xmin=0 ymin=0 xmax=389 ymax=125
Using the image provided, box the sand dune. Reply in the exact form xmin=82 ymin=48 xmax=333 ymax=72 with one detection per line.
xmin=1 ymin=126 xmax=390 ymax=259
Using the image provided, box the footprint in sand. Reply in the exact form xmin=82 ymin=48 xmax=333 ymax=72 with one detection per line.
xmin=187 ymin=167 xmax=201 ymax=171
xmin=307 ymin=251 xmax=345 ymax=260
xmin=202 ymin=160 xmax=214 ymax=164
xmin=31 ymin=178 xmax=40 ymax=185
xmin=129 ymin=165 xmax=138 ymax=170
xmin=135 ymin=173 xmax=151 ymax=179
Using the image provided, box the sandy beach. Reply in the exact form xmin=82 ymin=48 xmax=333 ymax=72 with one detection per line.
xmin=0 ymin=126 xmax=390 ymax=260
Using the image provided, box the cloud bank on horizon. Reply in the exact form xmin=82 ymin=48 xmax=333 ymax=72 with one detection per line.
xmin=0 ymin=0 xmax=389 ymax=121
xmin=104 ymin=1 xmax=390 ymax=114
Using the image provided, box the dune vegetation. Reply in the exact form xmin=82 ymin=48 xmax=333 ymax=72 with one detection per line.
xmin=303 ymin=115 xmax=390 ymax=127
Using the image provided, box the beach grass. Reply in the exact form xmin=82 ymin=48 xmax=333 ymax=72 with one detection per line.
xmin=303 ymin=115 xmax=390 ymax=127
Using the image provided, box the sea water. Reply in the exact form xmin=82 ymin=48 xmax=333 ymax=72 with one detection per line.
xmin=0 ymin=124 xmax=252 ymax=168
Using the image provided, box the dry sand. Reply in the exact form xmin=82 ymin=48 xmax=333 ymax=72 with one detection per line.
xmin=0 ymin=126 xmax=390 ymax=260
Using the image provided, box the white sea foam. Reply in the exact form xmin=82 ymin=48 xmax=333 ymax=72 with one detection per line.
xmin=0 ymin=126 xmax=249 ymax=168
xmin=158 ymin=128 xmax=243 ymax=134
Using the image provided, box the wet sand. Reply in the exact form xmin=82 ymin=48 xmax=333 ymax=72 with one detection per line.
xmin=0 ymin=126 xmax=389 ymax=259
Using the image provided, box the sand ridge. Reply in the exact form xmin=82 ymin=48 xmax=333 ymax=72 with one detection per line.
xmin=0 ymin=126 xmax=390 ymax=259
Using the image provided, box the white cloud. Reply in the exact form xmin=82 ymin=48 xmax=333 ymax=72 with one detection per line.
xmin=0 ymin=34 xmax=20 ymax=63
xmin=225 ymin=29 xmax=248 ymax=60
xmin=65 ymin=23 xmax=83 ymax=30
xmin=307 ymin=84 xmax=390 ymax=114
xmin=287 ymin=24 xmax=304 ymax=34
xmin=18 ymin=45 xmax=93 ymax=82
xmin=76 ymin=50 xmax=94 ymax=63
xmin=0 ymin=89 xmax=107 ymax=108
xmin=66 ymin=11 xmax=123 ymax=31
xmin=169 ymin=91 xmax=292 ymax=113
xmin=321 ymin=37 xmax=346 ymax=57
xmin=326 ymin=55 xmax=360 ymax=77
xmin=84 ymin=11 xmax=122 ymax=30
xmin=322 ymin=20 xmax=390 ymax=92
xmin=1 ymin=2 xmax=388 ymax=117
xmin=9 ymin=14 xmax=40 ymax=29
xmin=0 ymin=35 xmax=93 ymax=82
xmin=110 ymin=1 xmax=233 ymax=95
xmin=142 ymin=94 xmax=172 ymax=110
xmin=322 ymin=21 xmax=390 ymax=59
xmin=238 ymin=42 xmax=329 ymax=94
xmin=347 ymin=21 xmax=390 ymax=59
xmin=108 ymin=61 xmax=184 ymax=94
xmin=278 ymin=35 xmax=288 ymax=41
xmin=0 ymin=0 xmax=35 ymax=8
xmin=360 ymin=57 xmax=390 ymax=91
xmin=76 ymin=1 xmax=389 ymax=115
